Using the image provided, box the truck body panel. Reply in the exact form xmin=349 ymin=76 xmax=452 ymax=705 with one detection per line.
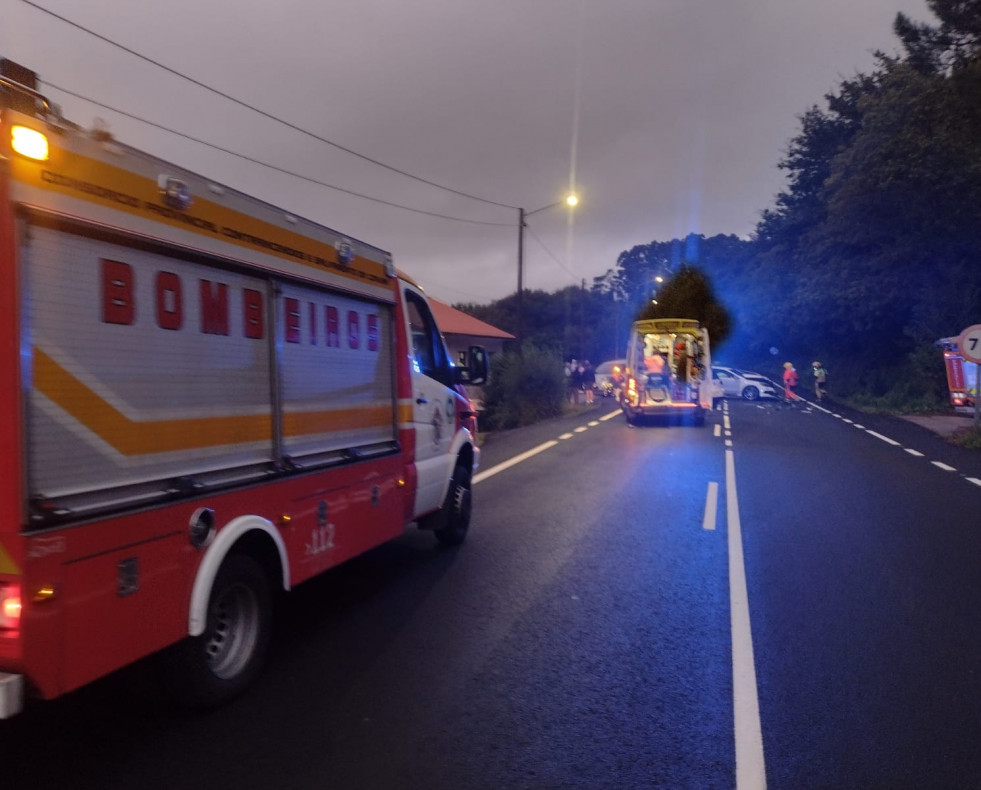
xmin=0 ymin=61 xmax=484 ymax=714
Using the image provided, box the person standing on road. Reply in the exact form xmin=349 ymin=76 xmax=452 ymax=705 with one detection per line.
xmin=812 ymin=361 xmax=828 ymax=401
xmin=569 ymin=361 xmax=582 ymax=404
xmin=782 ymin=361 xmax=800 ymax=402
xmin=582 ymin=360 xmax=596 ymax=404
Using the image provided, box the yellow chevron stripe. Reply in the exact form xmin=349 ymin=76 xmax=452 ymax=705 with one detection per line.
xmin=34 ymin=348 xmax=392 ymax=456
xmin=283 ymin=407 xmax=390 ymax=435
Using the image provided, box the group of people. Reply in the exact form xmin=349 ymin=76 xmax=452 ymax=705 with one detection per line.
xmin=566 ymin=359 xmax=596 ymax=404
xmin=782 ymin=361 xmax=828 ymax=402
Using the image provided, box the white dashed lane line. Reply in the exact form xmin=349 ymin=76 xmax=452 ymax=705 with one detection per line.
xmin=477 ymin=401 xmax=734 ymax=487
xmin=475 ymin=408 xmax=625 ymax=484
xmin=816 ymin=405 xmax=981 ymax=489
xmin=866 ymin=430 xmax=901 ymax=446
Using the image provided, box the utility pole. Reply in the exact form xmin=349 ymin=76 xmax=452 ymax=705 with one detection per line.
xmin=516 ymin=207 xmax=525 ymax=355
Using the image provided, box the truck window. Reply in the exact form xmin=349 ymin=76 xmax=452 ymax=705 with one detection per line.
xmin=405 ymin=290 xmax=448 ymax=380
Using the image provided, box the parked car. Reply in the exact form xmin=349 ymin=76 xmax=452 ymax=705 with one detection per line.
xmin=712 ymin=365 xmax=778 ymax=400
xmin=594 ymin=359 xmax=627 ymax=397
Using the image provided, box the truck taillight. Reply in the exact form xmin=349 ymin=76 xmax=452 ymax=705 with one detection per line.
xmin=0 ymin=584 xmax=22 ymax=630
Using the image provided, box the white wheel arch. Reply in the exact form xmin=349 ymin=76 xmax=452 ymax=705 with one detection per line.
xmin=188 ymin=514 xmax=290 ymax=636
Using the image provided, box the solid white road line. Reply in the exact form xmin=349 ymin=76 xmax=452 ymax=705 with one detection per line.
xmin=727 ymin=449 xmax=767 ymax=789
xmin=473 ymin=440 xmax=559 ymax=485
xmin=932 ymin=461 xmax=957 ymax=472
xmin=703 ymin=481 xmax=719 ymax=531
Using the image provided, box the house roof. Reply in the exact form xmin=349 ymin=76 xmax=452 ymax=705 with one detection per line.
xmin=429 ymin=298 xmax=515 ymax=340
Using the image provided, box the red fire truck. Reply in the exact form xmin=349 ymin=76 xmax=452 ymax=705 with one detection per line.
xmin=0 ymin=59 xmax=486 ymax=716
xmin=939 ymin=336 xmax=977 ymax=413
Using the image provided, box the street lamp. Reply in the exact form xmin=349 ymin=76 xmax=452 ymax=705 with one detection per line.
xmin=516 ymin=193 xmax=579 ymax=352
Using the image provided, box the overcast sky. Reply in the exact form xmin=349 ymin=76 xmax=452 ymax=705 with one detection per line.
xmin=3 ymin=0 xmax=931 ymax=305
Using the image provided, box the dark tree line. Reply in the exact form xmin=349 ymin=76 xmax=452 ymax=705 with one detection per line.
xmin=459 ymin=1 xmax=981 ymax=406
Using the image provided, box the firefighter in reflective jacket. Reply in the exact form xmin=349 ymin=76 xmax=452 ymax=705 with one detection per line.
xmin=782 ymin=362 xmax=800 ymax=401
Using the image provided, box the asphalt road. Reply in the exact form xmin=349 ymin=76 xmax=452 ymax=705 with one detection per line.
xmin=3 ymin=396 xmax=981 ymax=789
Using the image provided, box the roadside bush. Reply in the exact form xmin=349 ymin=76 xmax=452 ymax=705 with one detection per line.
xmin=951 ymin=426 xmax=981 ymax=450
xmin=481 ymin=345 xmax=566 ymax=430
xmin=825 ymin=341 xmax=949 ymax=414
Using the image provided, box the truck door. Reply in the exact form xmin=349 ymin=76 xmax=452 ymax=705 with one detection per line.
xmin=402 ymin=286 xmax=456 ymax=519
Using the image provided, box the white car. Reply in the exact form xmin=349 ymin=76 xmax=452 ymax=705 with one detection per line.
xmin=712 ymin=366 xmax=778 ymax=400
xmin=594 ymin=359 xmax=626 ymax=397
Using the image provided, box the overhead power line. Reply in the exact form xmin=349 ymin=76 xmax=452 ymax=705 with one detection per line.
xmin=526 ymin=225 xmax=578 ymax=282
xmin=21 ymin=0 xmax=518 ymax=210
xmin=46 ymin=81 xmax=515 ymax=227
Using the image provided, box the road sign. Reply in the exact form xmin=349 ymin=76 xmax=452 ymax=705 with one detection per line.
xmin=958 ymin=324 xmax=981 ymax=364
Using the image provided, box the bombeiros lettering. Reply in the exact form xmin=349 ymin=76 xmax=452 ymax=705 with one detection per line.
xmin=99 ymin=258 xmax=377 ymax=349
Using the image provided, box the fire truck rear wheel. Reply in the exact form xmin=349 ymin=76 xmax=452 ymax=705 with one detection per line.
xmin=434 ymin=462 xmax=472 ymax=547
xmin=168 ymin=553 xmax=272 ymax=708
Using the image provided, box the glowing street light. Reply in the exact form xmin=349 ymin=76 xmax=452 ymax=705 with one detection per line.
xmin=516 ymin=192 xmax=579 ymax=352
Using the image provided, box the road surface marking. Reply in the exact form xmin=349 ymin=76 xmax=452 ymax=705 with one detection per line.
xmin=600 ymin=410 xmax=620 ymax=421
xmin=968 ymin=478 xmax=981 ymax=488
xmin=574 ymin=426 xmax=588 ymax=433
xmin=905 ymin=448 xmax=924 ymax=457
xmin=866 ymin=430 xmax=900 ymax=446
xmin=473 ymin=440 xmax=559 ymax=485
xmin=726 ymin=449 xmax=767 ymax=789
xmin=588 ymin=420 xmax=600 ymax=427
xmin=558 ymin=432 xmax=574 ymax=440
xmin=853 ymin=424 xmax=865 ymax=429
xmin=725 ymin=439 xmax=733 ymax=447
xmin=702 ymin=481 xmax=718 ymax=530
xmin=843 ymin=418 xmax=854 ymax=424
xmin=724 ymin=415 xmax=731 ymax=431
xmin=714 ymin=425 xmax=721 ymax=437
xmin=932 ymin=461 xmax=957 ymax=472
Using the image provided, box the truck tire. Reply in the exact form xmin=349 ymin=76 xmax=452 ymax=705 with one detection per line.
xmin=434 ymin=462 xmax=472 ymax=547
xmin=166 ymin=554 xmax=272 ymax=709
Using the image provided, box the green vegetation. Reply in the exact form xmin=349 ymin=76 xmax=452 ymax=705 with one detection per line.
xmin=480 ymin=344 xmax=567 ymax=431
xmin=636 ymin=265 xmax=732 ymax=348
xmin=951 ymin=426 xmax=981 ymax=450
